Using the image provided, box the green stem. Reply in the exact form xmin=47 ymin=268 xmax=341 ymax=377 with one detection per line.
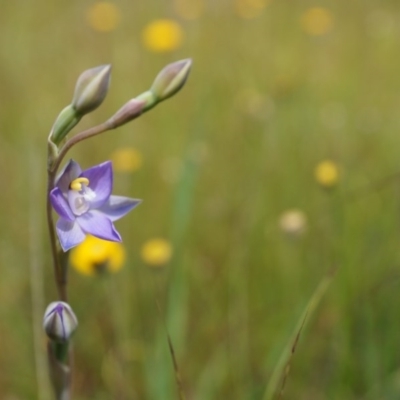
xmin=52 ymin=341 xmax=70 ymax=364
xmin=46 ymin=168 xmax=67 ymax=302
xmin=50 ymin=120 xmax=114 ymax=174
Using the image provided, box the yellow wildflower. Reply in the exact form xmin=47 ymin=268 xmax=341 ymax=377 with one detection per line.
xmin=315 ymin=160 xmax=339 ymax=188
xmin=141 ymin=238 xmax=173 ymax=267
xmin=111 ymin=147 xmax=143 ymax=173
xmin=86 ymin=2 xmax=121 ymax=33
xmin=279 ymin=209 xmax=307 ymax=237
xmin=142 ymin=19 xmax=184 ymax=53
xmin=300 ymin=7 xmax=334 ymax=36
xmin=173 ymin=0 xmax=204 ymax=20
xmin=70 ymin=235 xmax=126 ymax=276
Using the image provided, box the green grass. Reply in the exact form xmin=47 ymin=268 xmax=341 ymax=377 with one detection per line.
xmin=2 ymin=1 xmax=400 ymax=399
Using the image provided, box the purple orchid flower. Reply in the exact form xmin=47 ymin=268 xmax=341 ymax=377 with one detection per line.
xmin=50 ymin=159 xmax=141 ymax=251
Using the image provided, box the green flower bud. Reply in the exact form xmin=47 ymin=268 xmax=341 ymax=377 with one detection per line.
xmin=108 ymin=98 xmax=147 ymax=128
xmin=43 ymin=302 xmax=78 ymax=343
xmin=150 ymin=59 xmax=192 ymax=102
xmin=72 ymin=64 xmax=111 ymax=115
xmin=50 ymin=105 xmax=81 ymax=145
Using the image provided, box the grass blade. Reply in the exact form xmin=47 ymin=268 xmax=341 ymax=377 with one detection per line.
xmin=262 ymin=268 xmax=336 ymax=400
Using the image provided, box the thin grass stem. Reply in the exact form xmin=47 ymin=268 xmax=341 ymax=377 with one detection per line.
xmin=263 ymin=268 xmax=336 ymax=400
xmin=29 ymin=150 xmax=51 ymax=400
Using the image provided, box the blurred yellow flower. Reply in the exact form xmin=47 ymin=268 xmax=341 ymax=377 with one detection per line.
xmin=314 ymin=160 xmax=339 ymax=188
xmin=279 ymin=209 xmax=307 ymax=237
xmin=173 ymin=0 xmax=204 ymax=20
xmin=141 ymin=238 xmax=173 ymax=266
xmin=300 ymin=7 xmax=334 ymax=36
xmin=86 ymin=2 xmax=121 ymax=33
xmin=235 ymin=0 xmax=271 ymax=19
xmin=70 ymin=235 xmax=126 ymax=276
xmin=111 ymin=147 xmax=143 ymax=173
xmin=142 ymin=19 xmax=183 ymax=53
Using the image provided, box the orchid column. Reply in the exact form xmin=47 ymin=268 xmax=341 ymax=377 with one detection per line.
xmin=43 ymin=59 xmax=192 ymax=400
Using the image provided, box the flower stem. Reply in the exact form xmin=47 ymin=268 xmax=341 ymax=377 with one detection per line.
xmin=46 ymin=119 xmax=118 ymax=400
xmin=50 ymin=120 xmax=114 ymax=174
xmin=46 ymin=169 xmax=68 ymax=302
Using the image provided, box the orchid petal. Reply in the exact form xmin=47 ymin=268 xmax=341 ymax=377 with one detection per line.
xmin=56 ymin=160 xmax=82 ymax=193
xmin=67 ymin=190 xmax=90 ymax=216
xmin=98 ymin=195 xmax=142 ymax=221
xmin=56 ymin=219 xmax=86 ymax=251
xmin=81 ymin=161 xmax=113 ymax=208
xmin=76 ymin=211 xmax=121 ymax=242
xmin=50 ymin=188 xmax=75 ymax=221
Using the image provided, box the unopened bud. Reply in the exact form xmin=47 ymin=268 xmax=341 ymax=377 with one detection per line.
xmin=150 ymin=59 xmax=192 ymax=102
xmin=72 ymin=64 xmax=111 ymax=115
xmin=43 ymin=302 xmax=78 ymax=342
xmin=108 ymin=98 xmax=147 ymax=128
xmin=50 ymin=105 xmax=81 ymax=145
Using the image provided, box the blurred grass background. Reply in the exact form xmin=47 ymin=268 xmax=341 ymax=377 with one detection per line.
xmin=1 ymin=0 xmax=400 ymax=399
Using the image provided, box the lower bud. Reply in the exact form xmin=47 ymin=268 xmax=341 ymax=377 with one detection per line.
xmin=50 ymin=105 xmax=81 ymax=145
xmin=43 ymin=302 xmax=78 ymax=342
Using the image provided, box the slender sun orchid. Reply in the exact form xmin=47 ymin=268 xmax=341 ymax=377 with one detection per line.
xmin=50 ymin=159 xmax=141 ymax=251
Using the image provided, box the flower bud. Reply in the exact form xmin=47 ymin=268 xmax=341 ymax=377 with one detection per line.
xmin=150 ymin=59 xmax=192 ymax=102
xmin=43 ymin=302 xmax=78 ymax=342
xmin=50 ymin=105 xmax=81 ymax=145
xmin=72 ymin=64 xmax=111 ymax=115
xmin=108 ymin=98 xmax=147 ymax=128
